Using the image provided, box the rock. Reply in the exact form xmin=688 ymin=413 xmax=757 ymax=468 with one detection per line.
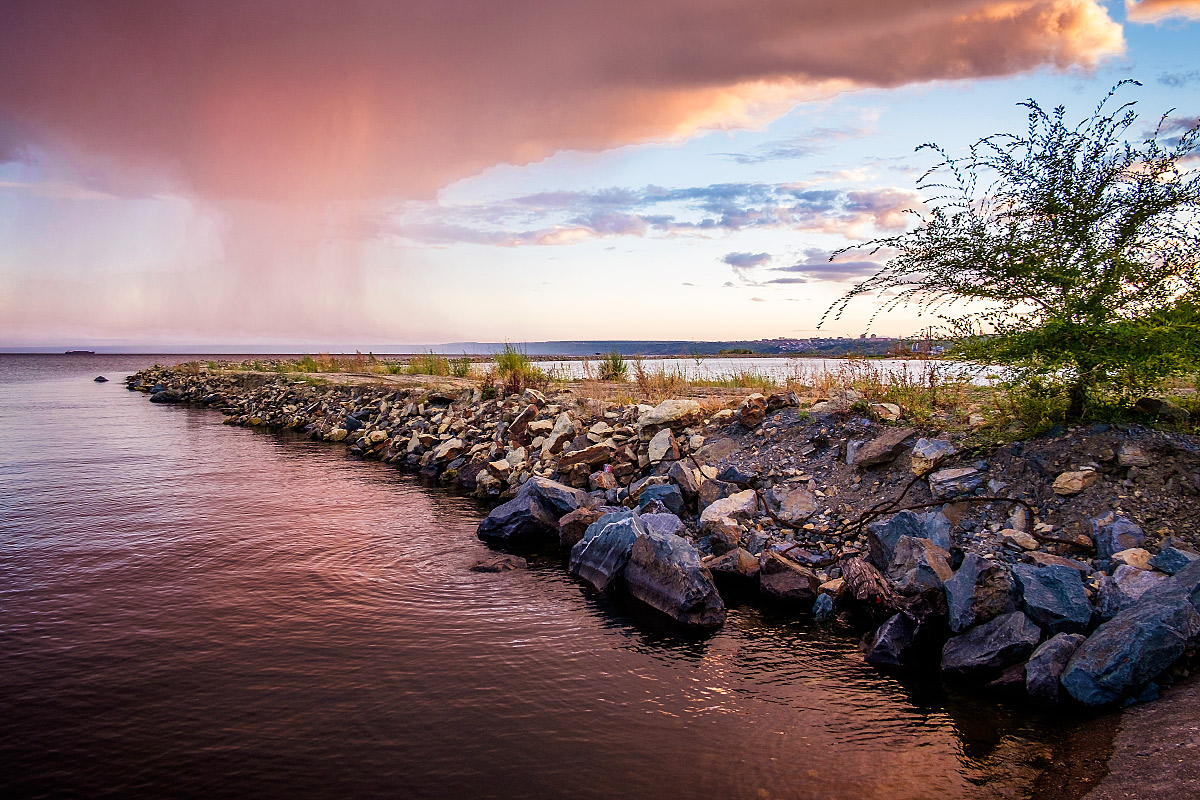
xmin=558 ymin=506 xmax=603 ymax=550
xmin=523 ymin=388 xmax=546 ymax=406
xmin=541 ymin=413 xmax=576 ymax=458
xmin=640 ymin=512 xmax=686 ymax=538
xmin=557 ymin=441 xmax=615 ymax=470
xmin=344 ymin=414 xmax=364 ymax=432
xmin=693 ymin=437 xmax=738 ymax=465
xmin=470 ymin=554 xmax=527 ymax=572
xmin=1111 ymin=548 xmax=1153 ymax=571
xmin=636 ymin=399 xmax=703 ymax=438
xmin=945 ymin=554 xmax=1017 ymax=634
xmin=865 ymin=613 xmax=919 ymax=668
xmin=697 ymin=478 xmax=737 ymax=511
xmin=1013 ymin=563 xmax=1093 ymax=635
xmin=865 ymin=509 xmax=951 ymax=568
xmin=703 ymin=547 xmax=760 ymax=588
xmin=589 ymin=470 xmax=618 ymax=492
xmin=507 ymin=402 xmax=539 ymax=439
xmin=1090 ymin=513 xmax=1145 ymax=560
xmin=928 ymin=466 xmax=984 ymax=499
xmin=1026 ymin=551 xmax=1091 ymax=574
xmin=637 ymin=484 xmax=685 ymax=516
xmin=767 ymin=485 xmax=817 ymax=526
xmin=812 ymin=593 xmax=836 ymax=622
xmin=758 ymin=552 xmax=820 ymax=605
xmin=432 ymin=437 xmax=464 ymax=462
xmin=1000 ymin=529 xmax=1039 ymax=551
xmin=819 ymin=578 xmax=844 ymax=596
xmin=1133 ymin=396 xmax=1190 ymax=423
xmin=1062 ymin=592 xmax=1200 ymax=707
xmin=93 ymin=375 xmax=108 ymax=382
xmin=716 ymin=464 xmax=756 ymax=485
xmin=1117 ymin=442 xmax=1152 ymax=468
xmin=1149 ymin=546 xmax=1200 ymax=575
xmin=666 ymin=461 xmax=700 ymax=499
xmin=870 ymin=403 xmax=901 ymax=422
xmin=1112 ymin=564 xmax=1168 ymax=603
xmin=1022 ymin=633 xmax=1084 ymax=706
xmin=886 ymin=536 xmax=953 ymax=596
xmin=738 ymin=393 xmax=768 ymax=428
xmin=647 ymin=428 xmax=679 ymax=465
xmin=699 ymin=489 xmax=758 ymax=531
xmin=477 ymin=477 xmax=590 ymax=548
xmin=328 ymin=428 xmax=349 ymax=442
xmin=853 ymin=427 xmax=917 ymax=467
xmin=568 ymin=512 xmax=644 ymax=591
xmin=910 ymin=438 xmax=956 ymax=475
xmin=148 ymin=390 xmax=183 ymax=403
xmin=587 ymin=421 xmax=614 ymax=442
xmin=624 ymin=529 xmax=725 ymax=628
xmin=941 ymin=612 xmax=1042 ymax=681
xmin=1052 ymin=469 xmax=1098 ymax=496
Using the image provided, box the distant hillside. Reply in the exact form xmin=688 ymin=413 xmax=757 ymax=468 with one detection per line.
xmin=426 ymin=338 xmax=918 ymax=357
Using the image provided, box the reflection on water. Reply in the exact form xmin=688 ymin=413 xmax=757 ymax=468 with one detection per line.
xmin=0 ymin=355 xmax=1056 ymax=799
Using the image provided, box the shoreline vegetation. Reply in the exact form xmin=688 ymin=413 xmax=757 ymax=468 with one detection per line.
xmin=129 ymin=356 xmax=1200 ymax=795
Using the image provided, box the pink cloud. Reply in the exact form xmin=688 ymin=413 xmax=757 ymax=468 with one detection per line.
xmin=1127 ymin=0 xmax=1200 ymax=22
xmin=0 ymin=1 xmax=1125 ymax=202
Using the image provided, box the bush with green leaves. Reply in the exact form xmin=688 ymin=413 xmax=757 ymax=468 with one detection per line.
xmin=598 ymin=351 xmax=627 ymax=382
xmin=824 ymin=82 xmax=1200 ymax=418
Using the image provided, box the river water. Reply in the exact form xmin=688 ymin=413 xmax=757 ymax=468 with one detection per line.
xmin=1 ymin=354 xmax=1068 ymax=799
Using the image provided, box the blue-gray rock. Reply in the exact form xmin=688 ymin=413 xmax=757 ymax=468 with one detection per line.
xmin=569 ymin=512 xmax=645 ymax=591
xmin=149 ymin=389 xmax=182 ymax=403
xmin=1149 ymin=546 xmax=1200 ymax=575
xmin=944 ymin=554 xmax=1017 ymax=634
xmin=1013 ymin=563 xmax=1093 ymax=635
xmin=1025 ymin=633 xmax=1086 ymax=706
xmin=866 ymin=509 xmax=952 ymax=569
xmin=93 ymin=375 xmax=108 ymax=382
xmin=623 ymin=529 xmax=725 ymax=628
xmin=1090 ymin=513 xmax=1145 ymax=560
xmin=886 ymin=535 xmax=953 ymax=596
xmin=717 ymin=464 xmax=757 ymax=485
xmin=812 ymin=593 xmax=835 ymax=622
xmin=941 ymin=611 xmax=1042 ymax=680
xmin=637 ymin=484 xmax=685 ymax=516
xmin=477 ymin=477 xmax=590 ymax=548
xmin=150 ymin=383 xmax=166 ymax=393
xmin=344 ymin=415 xmax=364 ymax=432
xmin=640 ymin=512 xmax=686 ymax=538
xmin=865 ymin=612 xmax=918 ymax=668
xmin=1061 ymin=594 xmax=1200 ymax=707
xmin=927 ymin=466 xmax=984 ymax=499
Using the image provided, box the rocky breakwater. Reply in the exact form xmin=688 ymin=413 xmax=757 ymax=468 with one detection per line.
xmin=130 ymin=367 xmax=1200 ymax=710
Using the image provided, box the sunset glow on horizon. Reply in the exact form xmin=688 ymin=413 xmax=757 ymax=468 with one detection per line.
xmin=1 ymin=1 xmax=1197 ymax=350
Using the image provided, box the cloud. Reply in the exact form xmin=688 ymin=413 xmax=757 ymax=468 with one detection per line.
xmin=1158 ymin=70 xmax=1200 ymax=87
xmin=718 ymin=125 xmax=870 ymax=164
xmin=722 ymin=252 xmax=773 ymax=268
xmin=0 ymin=1 xmax=1125 ymax=202
xmin=390 ymin=182 xmax=922 ymax=246
xmin=765 ymin=247 xmax=884 ymax=283
xmin=1127 ymin=0 xmax=1200 ymax=22
xmin=749 ymin=297 xmax=767 ymax=302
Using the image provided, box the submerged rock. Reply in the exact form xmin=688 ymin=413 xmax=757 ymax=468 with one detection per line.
xmin=1025 ymin=633 xmax=1085 ymax=706
xmin=477 ymin=477 xmax=589 ymax=548
xmin=470 ymin=554 xmax=527 ymax=573
xmin=941 ymin=611 xmax=1042 ymax=681
xmin=865 ymin=613 xmax=919 ymax=668
xmin=624 ymin=529 xmax=725 ymax=628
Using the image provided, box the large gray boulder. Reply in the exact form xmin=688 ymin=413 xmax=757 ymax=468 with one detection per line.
xmin=624 ymin=530 xmax=725 ymax=628
xmin=866 ymin=509 xmax=951 ymax=568
xmin=941 ymin=611 xmax=1042 ymax=681
xmin=1061 ymin=560 xmax=1200 ymax=706
xmin=886 ymin=535 xmax=953 ymax=596
xmin=1013 ymin=563 xmax=1093 ymax=635
xmin=568 ymin=512 xmax=644 ymax=591
xmin=1025 ymin=633 xmax=1085 ymax=706
xmin=945 ymin=554 xmax=1016 ymax=634
xmin=477 ymin=477 xmax=590 ymax=548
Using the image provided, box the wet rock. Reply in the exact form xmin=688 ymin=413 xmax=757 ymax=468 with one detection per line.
xmin=865 ymin=613 xmax=919 ymax=668
xmin=1013 ymin=563 xmax=1093 ymax=635
xmin=477 ymin=477 xmax=589 ymax=548
xmin=866 ymin=509 xmax=951 ymax=569
xmin=93 ymin=375 xmax=108 ymax=382
xmin=624 ymin=529 xmax=725 ymax=628
xmin=1025 ymin=633 xmax=1085 ymax=706
xmin=758 ymin=552 xmax=820 ymax=606
xmin=853 ymin=427 xmax=917 ymax=468
xmin=558 ymin=506 xmax=604 ymax=550
xmin=637 ymin=484 xmax=685 ymax=516
xmin=1062 ymin=591 xmax=1200 ymax=707
xmin=1149 ymin=546 xmax=1200 ymax=575
xmin=767 ymin=485 xmax=817 ymax=526
xmin=1090 ymin=513 xmax=1145 ymax=560
xmin=928 ymin=466 xmax=984 ymax=499
xmin=149 ymin=390 xmax=183 ymax=403
xmin=738 ymin=393 xmax=768 ymax=428
xmin=886 ymin=536 xmax=953 ymax=596
xmin=568 ymin=511 xmax=644 ymax=591
xmin=911 ymin=437 xmax=955 ymax=475
xmin=470 ymin=554 xmax=527 ymax=572
xmin=941 ymin=611 xmax=1042 ymax=681
xmin=647 ymin=428 xmax=680 ymax=465
xmin=1052 ymin=469 xmax=1098 ymax=496
xmin=812 ymin=592 xmax=836 ymax=622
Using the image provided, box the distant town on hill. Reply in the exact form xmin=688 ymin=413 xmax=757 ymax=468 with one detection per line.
xmin=431 ymin=336 xmax=942 ymax=357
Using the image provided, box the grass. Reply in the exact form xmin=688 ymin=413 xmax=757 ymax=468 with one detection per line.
xmin=598 ymin=351 xmax=627 ymax=382
xmin=486 ymin=343 xmax=552 ymax=396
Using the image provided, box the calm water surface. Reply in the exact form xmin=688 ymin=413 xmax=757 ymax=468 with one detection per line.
xmin=1 ymin=354 xmax=1060 ymax=799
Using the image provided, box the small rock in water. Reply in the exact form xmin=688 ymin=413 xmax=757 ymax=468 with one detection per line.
xmin=93 ymin=375 xmax=108 ymax=382
xmin=470 ymin=554 xmax=527 ymax=572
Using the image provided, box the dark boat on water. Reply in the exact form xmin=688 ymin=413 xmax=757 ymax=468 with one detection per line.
xmin=64 ymin=350 xmax=96 ymax=355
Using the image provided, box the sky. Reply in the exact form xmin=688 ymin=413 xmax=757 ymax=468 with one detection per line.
xmin=1 ymin=0 xmax=1198 ymax=351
